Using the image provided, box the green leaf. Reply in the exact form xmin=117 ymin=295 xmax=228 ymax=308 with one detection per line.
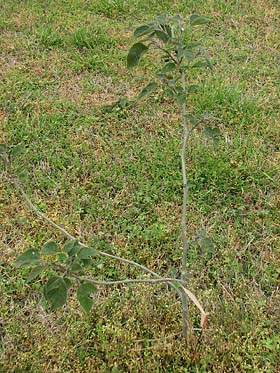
xmin=102 ymin=97 xmax=130 ymax=112
xmin=154 ymin=30 xmax=169 ymax=43
xmin=127 ymin=42 xmax=148 ymax=68
xmin=77 ymin=282 xmax=97 ymax=314
xmin=70 ymin=262 xmax=83 ymax=273
xmin=63 ymin=239 xmax=80 ymax=256
xmin=63 ymin=239 xmax=78 ymax=253
xmin=190 ymin=14 xmax=211 ymax=26
xmin=177 ymin=47 xmax=185 ymax=61
xmin=138 ymin=81 xmax=158 ymax=99
xmin=165 ymin=87 xmax=175 ymax=97
xmin=192 ymin=61 xmax=208 ymax=68
xmin=164 ymin=24 xmax=172 ymax=37
xmin=39 ymin=295 xmax=48 ymax=310
xmin=77 ymin=246 xmax=97 ymax=259
xmin=41 ymin=240 xmax=59 ymax=255
xmin=64 ymin=278 xmax=72 ymax=289
xmin=170 ymin=14 xmax=182 ymax=22
xmin=185 ymin=41 xmax=202 ymax=49
xmin=134 ymin=25 xmax=154 ymax=38
xmin=43 ymin=277 xmax=68 ymax=310
xmin=184 ymin=48 xmax=195 ymax=62
xmin=176 ymin=93 xmax=186 ymax=105
xmin=204 ymin=127 xmax=222 ymax=144
xmin=57 ymin=252 xmax=68 ymax=263
xmin=80 ymin=258 xmax=91 ymax=267
xmin=15 ymin=249 xmax=41 ymax=268
xmin=175 ymin=86 xmax=184 ymax=95
xmin=26 ymin=264 xmax=45 ymax=282
xmin=156 ymin=14 xmax=167 ymax=25
xmin=184 ymin=114 xmax=199 ymax=126
xmin=161 ymin=62 xmax=176 ymax=73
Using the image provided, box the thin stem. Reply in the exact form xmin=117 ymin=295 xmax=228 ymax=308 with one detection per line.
xmin=54 ymin=267 xmax=207 ymax=322
xmin=71 ymin=274 xmax=185 ymax=287
xmin=180 ymin=69 xmax=190 ymax=339
xmin=70 ymin=274 xmax=208 ymax=329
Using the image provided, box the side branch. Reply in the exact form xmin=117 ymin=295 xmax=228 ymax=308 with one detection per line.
xmin=12 ymin=179 xmax=208 ymax=329
xmin=72 ymin=275 xmax=183 ymax=286
xmin=13 ymin=179 xmax=181 ymax=294
xmin=70 ymin=274 xmax=208 ymax=329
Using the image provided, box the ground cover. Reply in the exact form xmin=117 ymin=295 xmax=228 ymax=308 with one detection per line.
xmin=0 ymin=0 xmax=279 ymax=371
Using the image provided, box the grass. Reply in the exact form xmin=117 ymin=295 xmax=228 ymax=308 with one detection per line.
xmin=0 ymin=0 xmax=279 ymax=371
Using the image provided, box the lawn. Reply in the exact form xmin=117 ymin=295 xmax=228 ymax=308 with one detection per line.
xmin=0 ymin=0 xmax=279 ymax=371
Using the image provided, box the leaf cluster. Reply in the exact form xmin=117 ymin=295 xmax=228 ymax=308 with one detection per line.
xmin=126 ymin=14 xmax=222 ymax=141
xmin=127 ymin=14 xmax=212 ymax=101
xmin=14 ymin=240 xmax=97 ymax=314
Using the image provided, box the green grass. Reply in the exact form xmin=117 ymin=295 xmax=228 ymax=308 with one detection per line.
xmin=1 ymin=0 xmax=279 ymax=371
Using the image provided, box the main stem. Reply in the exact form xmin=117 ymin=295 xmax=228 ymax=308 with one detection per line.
xmin=180 ymin=69 xmax=190 ymax=339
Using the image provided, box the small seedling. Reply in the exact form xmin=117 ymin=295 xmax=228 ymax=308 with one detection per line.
xmin=7 ymin=14 xmax=218 ymax=342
